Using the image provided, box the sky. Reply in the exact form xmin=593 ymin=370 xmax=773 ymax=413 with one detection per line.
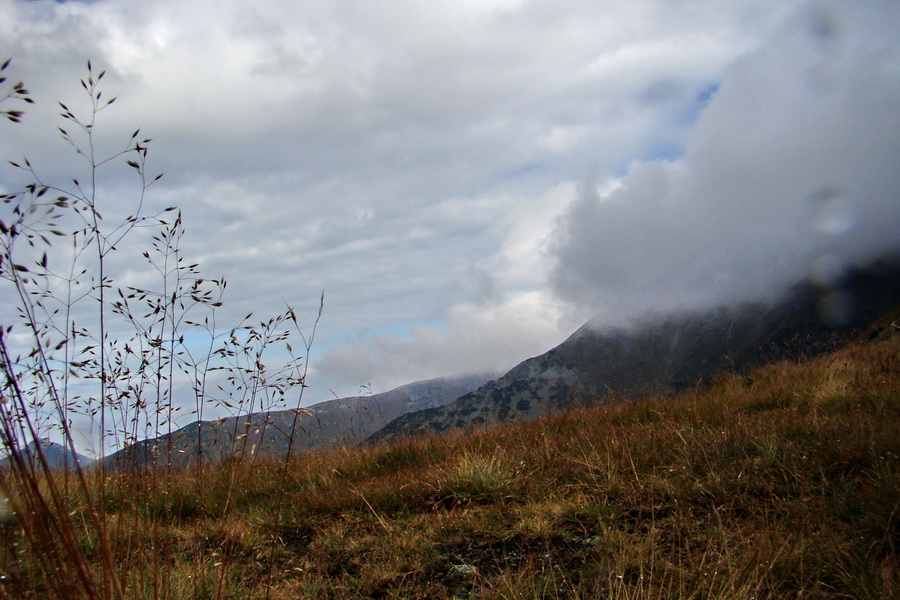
xmin=1 ymin=0 xmax=899 ymax=410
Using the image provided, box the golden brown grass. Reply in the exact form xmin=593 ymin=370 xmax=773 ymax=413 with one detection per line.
xmin=0 ymin=334 xmax=897 ymax=599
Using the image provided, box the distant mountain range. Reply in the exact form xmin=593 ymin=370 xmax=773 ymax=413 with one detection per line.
xmin=369 ymin=257 xmax=900 ymax=443
xmin=100 ymin=373 xmax=494 ymax=469
xmin=0 ymin=439 xmax=94 ymax=471
xmin=26 ymin=256 xmax=900 ymax=470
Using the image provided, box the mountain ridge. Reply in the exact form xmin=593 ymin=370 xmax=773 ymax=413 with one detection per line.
xmin=0 ymin=439 xmax=94 ymax=471
xmin=369 ymin=257 xmax=900 ymax=443
xmin=101 ymin=372 xmax=494 ymax=469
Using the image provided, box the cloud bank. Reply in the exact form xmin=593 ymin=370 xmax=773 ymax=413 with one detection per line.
xmin=5 ymin=1 xmax=896 ymax=400
xmin=549 ymin=1 xmax=900 ymax=325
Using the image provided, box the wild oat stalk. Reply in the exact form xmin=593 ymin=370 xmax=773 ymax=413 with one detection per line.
xmin=0 ymin=59 xmax=318 ymax=600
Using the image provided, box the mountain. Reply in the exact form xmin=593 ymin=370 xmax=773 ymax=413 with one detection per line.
xmin=101 ymin=373 xmax=493 ymax=469
xmin=370 ymin=258 xmax=900 ymax=443
xmin=0 ymin=439 xmax=95 ymax=471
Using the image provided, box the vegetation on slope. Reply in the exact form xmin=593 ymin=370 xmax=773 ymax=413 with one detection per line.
xmin=1 ymin=332 xmax=897 ymax=599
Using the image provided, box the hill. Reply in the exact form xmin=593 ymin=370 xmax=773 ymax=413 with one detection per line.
xmin=100 ymin=372 xmax=493 ymax=469
xmin=0 ymin=439 xmax=94 ymax=471
xmin=371 ymin=258 xmax=900 ymax=443
xmin=3 ymin=321 xmax=896 ymax=598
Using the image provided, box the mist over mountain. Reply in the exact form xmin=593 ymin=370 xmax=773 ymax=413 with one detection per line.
xmin=369 ymin=256 xmax=900 ymax=443
xmin=547 ymin=3 xmax=900 ymax=327
xmin=101 ymin=373 xmax=493 ymax=469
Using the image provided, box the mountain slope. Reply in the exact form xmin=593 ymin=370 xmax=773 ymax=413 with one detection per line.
xmin=102 ymin=373 xmax=493 ymax=468
xmin=0 ymin=439 xmax=95 ymax=471
xmin=370 ymin=258 xmax=900 ymax=443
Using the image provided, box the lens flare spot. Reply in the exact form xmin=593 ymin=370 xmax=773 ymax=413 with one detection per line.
xmin=806 ymin=186 xmax=856 ymax=236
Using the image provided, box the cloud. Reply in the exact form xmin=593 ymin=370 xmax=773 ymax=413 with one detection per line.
xmin=1 ymin=0 xmax=815 ymax=402
xmin=312 ymin=181 xmax=584 ymax=396
xmin=316 ymin=289 xmax=572 ymax=394
xmin=548 ymin=0 xmax=900 ymax=323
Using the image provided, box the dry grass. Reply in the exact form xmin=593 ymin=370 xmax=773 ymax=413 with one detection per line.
xmin=0 ymin=334 xmax=897 ymax=599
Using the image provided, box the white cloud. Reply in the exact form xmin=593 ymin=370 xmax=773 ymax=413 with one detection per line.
xmin=1 ymin=0 xmax=818 ymax=403
xmin=316 ymin=289 xmax=575 ymax=394
xmin=548 ymin=0 xmax=900 ymax=323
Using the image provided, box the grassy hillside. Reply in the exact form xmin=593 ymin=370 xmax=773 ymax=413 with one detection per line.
xmin=1 ymin=333 xmax=897 ymax=599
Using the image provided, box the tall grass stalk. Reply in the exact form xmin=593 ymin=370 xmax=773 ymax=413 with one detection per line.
xmin=0 ymin=60 xmax=318 ymax=599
